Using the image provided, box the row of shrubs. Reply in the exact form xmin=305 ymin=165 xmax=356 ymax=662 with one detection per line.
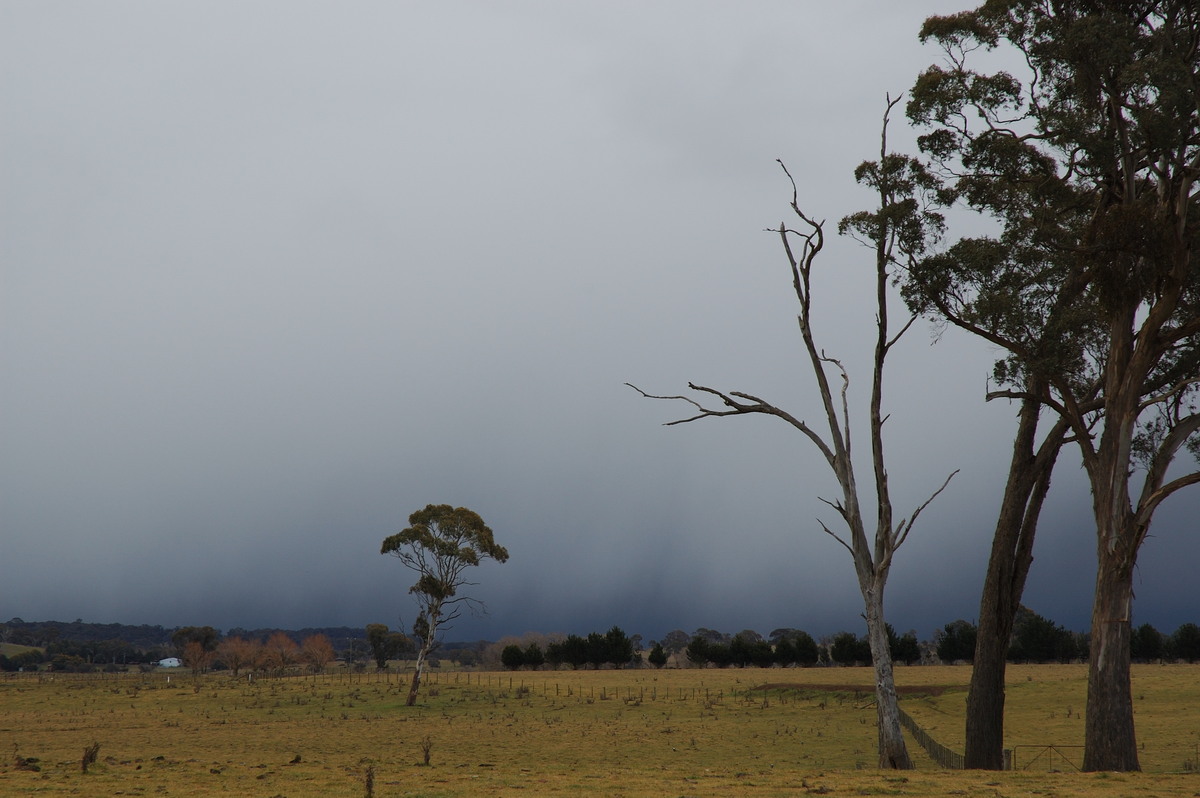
xmin=495 ymin=613 xmax=1200 ymax=672
xmin=934 ymin=612 xmax=1200 ymax=665
xmin=501 ymin=626 xmax=635 ymax=670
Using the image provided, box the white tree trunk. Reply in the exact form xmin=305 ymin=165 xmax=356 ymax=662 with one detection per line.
xmin=863 ymin=580 xmax=912 ymax=769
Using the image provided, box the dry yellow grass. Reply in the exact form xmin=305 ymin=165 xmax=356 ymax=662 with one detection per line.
xmin=2 ymin=664 xmax=1197 ymax=796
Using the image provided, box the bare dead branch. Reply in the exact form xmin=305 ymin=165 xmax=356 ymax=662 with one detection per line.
xmin=626 ymin=382 xmax=840 ymax=468
xmin=885 ymin=313 xmax=920 ymax=351
xmin=892 ymin=469 xmax=961 ymax=552
xmin=817 ymin=494 xmax=850 ymax=523
xmin=828 ymin=356 xmax=852 ymax=455
xmin=818 ymin=517 xmax=855 ymax=557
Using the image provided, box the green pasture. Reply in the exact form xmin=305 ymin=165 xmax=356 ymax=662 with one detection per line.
xmin=0 ymin=643 xmax=39 ymax=659
xmin=2 ymin=664 xmax=1197 ymax=796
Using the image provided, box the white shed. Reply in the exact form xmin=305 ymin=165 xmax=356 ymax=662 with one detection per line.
xmin=157 ymin=657 xmax=182 ymax=668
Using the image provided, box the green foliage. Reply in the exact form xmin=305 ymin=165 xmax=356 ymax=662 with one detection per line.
xmin=935 ymin=619 xmax=978 ymax=663
xmin=901 ymin=0 xmax=1200 ymax=406
xmin=830 ymin=632 xmax=872 ymax=666
xmin=170 ymin=626 xmax=219 ymax=654
xmin=684 ymin=636 xmax=710 ymax=667
xmin=729 ymin=631 xmax=775 ymax=668
xmin=603 ymin=626 xmax=635 ymax=668
xmin=682 ymin=628 xmax=822 ymax=669
xmin=767 ymin=628 xmax=819 ymax=667
xmin=1007 ymin=607 xmax=1080 ymax=664
xmin=660 ymin=629 xmax=690 ymax=655
xmin=1169 ymin=623 xmax=1200 ymax=663
xmin=545 ymin=634 xmax=588 ymax=669
xmin=647 ymin=642 xmax=668 ymax=668
xmin=1131 ymin=623 xmax=1166 ymax=662
xmin=541 ymin=629 xmax=633 ymax=670
xmin=523 ymin=642 xmax=545 ymax=670
xmin=500 ymin=644 xmax=524 ymax=670
xmin=365 ymin=624 xmax=410 ymax=670
xmin=9 ymin=649 xmax=45 ymax=670
xmin=887 ymin=625 xmax=922 ymax=666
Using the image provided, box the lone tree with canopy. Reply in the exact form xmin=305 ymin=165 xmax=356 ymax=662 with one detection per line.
xmin=381 ymin=504 xmax=508 ymax=706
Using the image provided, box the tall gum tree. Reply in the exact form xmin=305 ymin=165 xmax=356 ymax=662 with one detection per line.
xmin=631 ymin=104 xmax=956 ymax=770
xmin=381 ymin=504 xmax=508 ymax=706
xmin=903 ymin=0 xmax=1200 ymax=771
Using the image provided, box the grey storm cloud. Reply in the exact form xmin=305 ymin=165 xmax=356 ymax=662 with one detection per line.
xmin=3 ymin=1 xmax=1197 ymax=644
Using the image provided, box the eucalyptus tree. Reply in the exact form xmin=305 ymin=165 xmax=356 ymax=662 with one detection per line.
xmin=630 ymin=106 xmax=955 ymax=769
xmin=381 ymin=504 xmax=509 ymax=706
xmin=903 ymin=0 xmax=1200 ymax=771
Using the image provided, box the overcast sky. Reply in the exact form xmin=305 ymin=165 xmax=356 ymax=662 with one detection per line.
xmin=3 ymin=2 xmax=1197 ymax=646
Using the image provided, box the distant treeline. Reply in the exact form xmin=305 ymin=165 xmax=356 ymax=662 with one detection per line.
xmin=0 ymin=618 xmax=487 ymax=674
xmin=4 ymin=608 xmax=1200 ymax=674
xmin=494 ymin=608 xmax=1200 ymax=671
xmin=931 ymin=607 xmax=1200 ymax=665
xmin=0 ymin=618 xmax=369 ymax=651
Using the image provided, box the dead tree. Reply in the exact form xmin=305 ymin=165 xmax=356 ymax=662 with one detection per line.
xmin=630 ymin=102 xmax=955 ymax=769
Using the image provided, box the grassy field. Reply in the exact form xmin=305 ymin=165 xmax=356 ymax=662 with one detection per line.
xmin=0 ymin=643 xmax=39 ymax=659
xmin=2 ymin=664 xmax=1198 ymax=796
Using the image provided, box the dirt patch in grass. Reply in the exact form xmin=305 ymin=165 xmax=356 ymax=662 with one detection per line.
xmin=753 ymin=682 xmax=966 ymax=697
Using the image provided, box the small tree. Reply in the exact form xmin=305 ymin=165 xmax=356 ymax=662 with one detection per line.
xmin=500 ymin=644 xmax=524 ymax=671
xmin=523 ymin=642 xmax=545 ymax=670
xmin=1169 ymin=623 xmax=1200 ymax=664
xmin=260 ymin=632 xmax=299 ymax=675
xmin=1008 ymin=608 xmax=1077 ymax=664
xmin=1130 ymin=624 xmax=1165 ymax=663
xmin=173 ymin=625 xmax=219 ymax=675
xmin=381 ymin=504 xmax=509 ymax=705
xmin=216 ymin=636 xmax=257 ymax=678
xmin=647 ymin=642 xmax=668 ymax=669
xmin=172 ymin=626 xmax=220 ymax=655
xmin=831 ymin=632 xmax=871 ymax=666
xmin=935 ymin=620 xmax=977 ymax=664
xmin=774 ymin=630 xmax=820 ymax=667
xmin=301 ymin=634 xmax=335 ymax=674
xmin=889 ymin=626 xmax=921 ymax=666
xmin=365 ymin=624 xmax=409 ymax=670
xmin=181 ymin=640 xmax=213 ymax=675
xmin=603 ymin=626 xmax=634 ymax=668
xmin=661 ymin=630 xmax=691 ymax=659
xmin=685 ymin=636 xmax=711 ymax=668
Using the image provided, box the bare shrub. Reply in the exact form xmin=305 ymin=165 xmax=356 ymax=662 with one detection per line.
xmin=81 ymin=741 xmax=100 ymax=773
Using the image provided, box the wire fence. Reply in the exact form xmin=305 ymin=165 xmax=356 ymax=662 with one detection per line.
xmin=897 ymin=707 xmax=965 ymax=769
xmin=1010 ymin=744 xmax=1084 ymax=771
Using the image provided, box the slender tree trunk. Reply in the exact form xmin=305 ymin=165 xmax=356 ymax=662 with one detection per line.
xmin=406 ymin=641 xmax=429 ymax=706
xmin=864 ymin=582 xmax=913 ymax=769
xmin=1083 ymin=522 xmax=1139 ymax=771
xmin=966 ymin=397 xmax=1063 ymax=769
